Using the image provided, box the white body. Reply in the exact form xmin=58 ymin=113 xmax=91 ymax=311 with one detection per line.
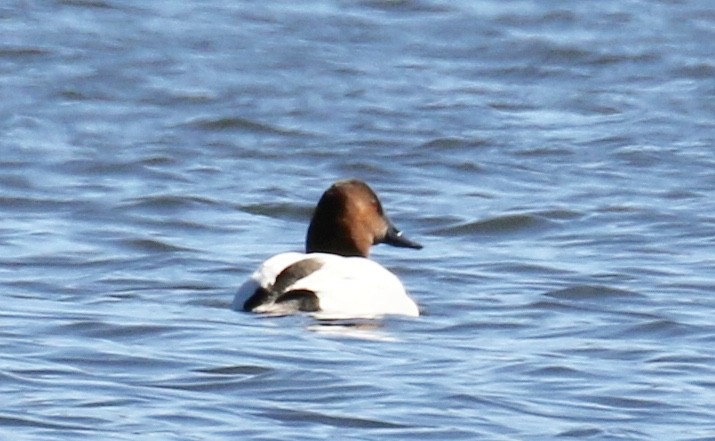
xmin=233 ymin=252 xmax=420 ymax=319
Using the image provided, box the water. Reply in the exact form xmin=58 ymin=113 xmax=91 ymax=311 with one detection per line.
xmin=2 ymin=0 xmax=714 ymax=439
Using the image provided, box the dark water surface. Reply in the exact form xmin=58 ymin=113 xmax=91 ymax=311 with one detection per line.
xmin=2 ymin=0 xmax=715 ymax=439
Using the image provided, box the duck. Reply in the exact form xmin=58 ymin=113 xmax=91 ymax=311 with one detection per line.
xmin=232 ymin=179 xmax=422 ymax=319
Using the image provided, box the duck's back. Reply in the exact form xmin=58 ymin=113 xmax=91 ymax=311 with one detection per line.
xmin=291 ymin=254 xmax=419 ymax=319
xmin=233 ymin=252 xmax=419 ymax=318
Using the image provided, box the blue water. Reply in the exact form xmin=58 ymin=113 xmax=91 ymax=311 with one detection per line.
xmin=2 ymin=0 xmax=715 ymax=439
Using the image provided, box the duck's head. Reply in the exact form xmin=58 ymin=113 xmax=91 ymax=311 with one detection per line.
xmin=306 ymin=179 xmax=422 ymax=257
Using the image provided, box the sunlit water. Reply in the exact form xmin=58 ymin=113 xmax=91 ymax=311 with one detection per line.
xmin=2 ymin=0 xmax=714 ymax=439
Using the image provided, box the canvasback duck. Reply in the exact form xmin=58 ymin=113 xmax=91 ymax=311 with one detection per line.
xmin=232 ymin=179 xmax=422 ymax=319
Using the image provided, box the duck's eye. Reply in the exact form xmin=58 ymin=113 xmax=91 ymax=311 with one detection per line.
xmin=371 ymin=199 xmax=383 ymax=215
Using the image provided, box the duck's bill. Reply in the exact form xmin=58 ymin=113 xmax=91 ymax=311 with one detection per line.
xmin=383 ymin=224 xmax=423 ymax=249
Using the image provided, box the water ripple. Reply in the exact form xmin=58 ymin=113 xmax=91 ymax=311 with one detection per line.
xmin=257 ymin=407 xmax=407 ymax=430
xmin=435 ymin=213 xmax=553 ymax=237
xmin=239 ymin=202 xmax=312 ymax=221
xmin=185 ymin=116 xmax=310 ymax=137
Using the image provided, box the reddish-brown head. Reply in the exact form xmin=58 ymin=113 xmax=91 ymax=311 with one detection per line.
xmin=306 ymin=179 xmax=422 ymax=257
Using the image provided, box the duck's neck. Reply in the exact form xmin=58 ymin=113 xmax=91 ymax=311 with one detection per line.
xmin=305 ymin=219 xmax=368 ymax=257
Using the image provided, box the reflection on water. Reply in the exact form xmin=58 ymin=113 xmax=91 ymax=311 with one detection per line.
xmin=307 ymin=319 xmax=398 ymax=342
